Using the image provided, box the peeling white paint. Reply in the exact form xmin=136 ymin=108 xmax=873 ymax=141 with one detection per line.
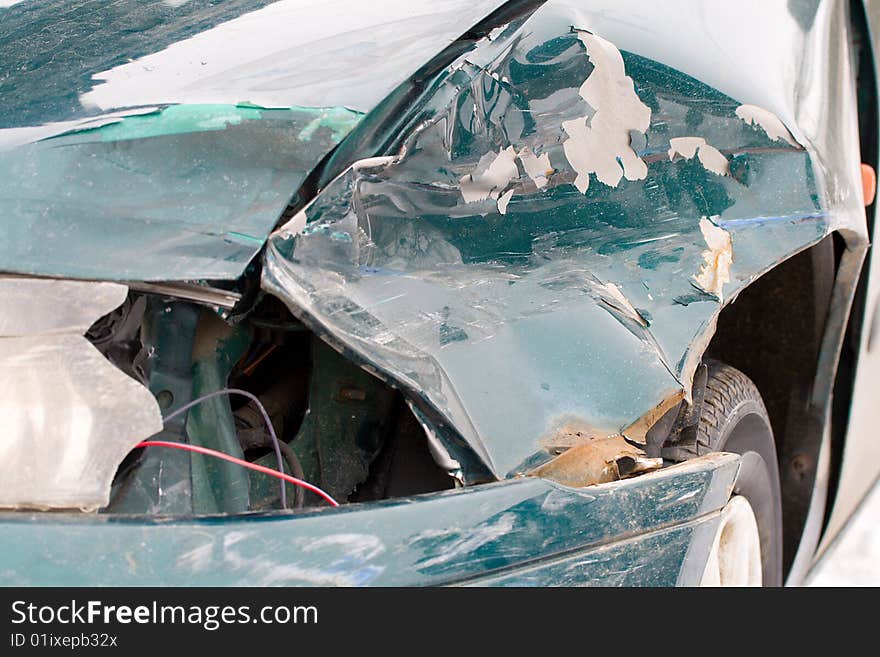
xmin=486 ymin=23 xmax=509 ymax=41
xmin=668 ymin=136 xmax=729 ymax=175
xmin=561 ymin=30 xmax=651 ymax=193
xmin=352 ymin=155 xmax=399 ymax=171
xmin=518 ymin=147 xmax=552 ymax=189
xmin=460 ymin=146 xmax=519 ymax=204
xmin=460 ymin=145 xmax=541 ymax=214
xmin=693 ymin=217 xmax=733 ymax=301
xmin=601 ymin=282 xmax=647 ymax=327
xmin=735 ymin=104 xmax=799 ymax=147
xmin=457 ymin=145 xmax=550 ymax=215
xmin=696 ymin=143 xmax=730 ymax=175
xmin=497 ymin=188 xmax=515 ymax=215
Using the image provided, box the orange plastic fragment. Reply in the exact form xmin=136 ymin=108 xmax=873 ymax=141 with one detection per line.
xmin=862 ymin=163 xmax=876 ymax=206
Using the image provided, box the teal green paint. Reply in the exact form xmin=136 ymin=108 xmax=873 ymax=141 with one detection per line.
xmin=297 ymin=106 xmax=365 ymax=142
xmin=0 ymin=103 xmax=365 ymax=280
xmin=472 ymin=521 xmax=709 ymax=586
xmin=96 ymin=104 xmax=262 ymax=142
xmin=186 ymin=315 xmax=252 ymax=515
xmin=224 ymin=231 xmax=265 ymax=246
xmin=639 ymin=248 xmax=685 ymax=270
xmin=0 ymin=455 xmax=739 ymax=586
xmin=263 ymin=8 xmax=828 ymax=479
xmin=41 ymin=103 xmax=365 ymax=145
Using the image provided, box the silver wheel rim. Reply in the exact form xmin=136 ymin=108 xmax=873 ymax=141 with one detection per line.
xmin=700 ymin=495 xmax=763 ymax=587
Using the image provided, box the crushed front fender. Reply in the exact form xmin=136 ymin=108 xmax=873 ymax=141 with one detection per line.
xmin=264 ymin=0 xmax=866 ymax=480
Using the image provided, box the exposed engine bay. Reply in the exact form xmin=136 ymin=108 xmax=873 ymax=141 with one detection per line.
xmin=104 ymin=288 xmax=457 ymax=514
xmin=0 ymin=277 xmax=456 ymax=515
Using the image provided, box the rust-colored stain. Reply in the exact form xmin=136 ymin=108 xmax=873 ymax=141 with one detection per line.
xmin=539 ymin=423 xmax=607 ymax=452
xmin=621 ymin=390 xmax=684 ymax=444
xmin=529 ymin=435 xmax=662 ymax=488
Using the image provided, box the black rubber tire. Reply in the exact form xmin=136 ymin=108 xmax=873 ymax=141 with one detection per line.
xmin=696 ymin=360 xmax=783 ymax=586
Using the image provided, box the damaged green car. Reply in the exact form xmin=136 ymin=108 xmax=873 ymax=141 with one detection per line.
xmin=2 ymin=0 xmax=880 ymax=586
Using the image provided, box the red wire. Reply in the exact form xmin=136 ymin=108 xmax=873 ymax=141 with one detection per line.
xmin=135 ymin=440 xmax=340 ymax=507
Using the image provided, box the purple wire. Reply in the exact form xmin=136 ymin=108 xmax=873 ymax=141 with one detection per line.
xmin=162 ymin=388 xmax=287 ymax=509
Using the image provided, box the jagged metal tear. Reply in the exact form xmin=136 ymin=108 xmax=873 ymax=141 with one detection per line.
xmin=263 ymin=1 xmax=857 ymax=481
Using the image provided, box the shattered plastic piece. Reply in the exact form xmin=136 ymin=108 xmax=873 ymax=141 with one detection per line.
xmin=0 ymin=278 xmax=162 ymax=510
xmin=529 ymin=436 xmax=663 ymax=487
xmin=693 ymin=217 xmax=734 ymax=301
xmin=0 ymin=278 xmax=128 ymax=335
xmin=561 ymin=30 xmax=651 ymax=193
xmin=668 ymin=137 xmax=729 ymax=175
xmin=486 ymin=23 xmax=509 ymax=41
xmin=735 ymin=104 xmax=799 ymax=147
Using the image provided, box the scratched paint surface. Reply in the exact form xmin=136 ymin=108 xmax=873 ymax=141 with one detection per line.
xmin=264 ymin=1 xmax=828 ymax=478
xmin=0 ymin=103 xmax=362 ymax=280
xmin=0 ymin=0 xmax=508 ymax=281
xmin=0 ymin=454 xmax=737 ymax=586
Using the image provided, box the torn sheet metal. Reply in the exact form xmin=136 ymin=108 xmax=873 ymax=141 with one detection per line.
xmin=0 ymin=278 xmax=162 ymax=510
xmin=692 ymin=218 xmax=734 ymax=301
xmin=0 ymin=0 xmax=508 ymax=281
xmin=263 ymin=0 xmax=861 ymax=481
xmin=530 ymin=436 xmax=663 ymax=488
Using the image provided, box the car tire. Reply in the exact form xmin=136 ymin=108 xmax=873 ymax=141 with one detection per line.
xmin=694 ymin=360 xmax=784 ymax=586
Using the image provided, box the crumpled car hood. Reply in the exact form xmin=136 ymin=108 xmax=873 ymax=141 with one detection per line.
xmin=0 ymin=0 xmax=868 ymax=500
xmin=0 ymin=0 xmax=508 ymax=280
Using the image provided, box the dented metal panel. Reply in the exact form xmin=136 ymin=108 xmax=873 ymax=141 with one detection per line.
xmin=0 ymin=278 xmax=162 ymax=510
xmin=0 ymin=0 xmax=867 ymax=588
xmin=530 ymin=435 xmax=662 ymax=488
xmin=0 ymin=0 xmax=508 ymax=280
xmin=0 ymin=104 xmax=362 ymax=280
xmin=468 ymin=517 xmax=720 ymax=586
xmin=264 ymin=0 xmax=864 ymax=479
xmin=0 ymin=453 xmax=738 ymax=586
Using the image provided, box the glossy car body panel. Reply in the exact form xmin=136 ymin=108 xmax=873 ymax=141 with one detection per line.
xmin=0 ymin=0 xmax=873 ymax=586
xmin=0 ymin=0 xmax=507 ymax=280
xmin=0 ymin=453 xmax=736 ymax=586
xmin=265 ymin=0 xmax=865 ymax=487
xmin=819 ymin=0 xmax=880 ymax=557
